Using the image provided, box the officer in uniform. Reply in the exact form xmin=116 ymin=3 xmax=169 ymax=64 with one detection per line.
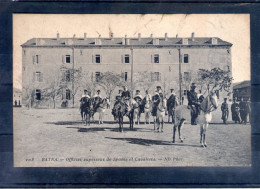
xmin=187 ymin=83 xmax=199 ymax=125
xmin=93 ymin=90 xmax=102 ymax=112
xmin=221 ymin=98 xmax=229 ymax=124
xmin=121 ymin=86 xmax=131 ymax=99
xmin=231 ymin=97 xmax=241 ymax=123
xmin=134 ymin=90 xmax=144 ymax=113
xmin=134 ymin=90 xmax=143 ymax=102
xmin=152 ymin=86 xmax=161 ymax=117
xmin=167 ymin=89 xmax=178 ymax=123
xmin=80 ymin=89 xmax=90 ymax=110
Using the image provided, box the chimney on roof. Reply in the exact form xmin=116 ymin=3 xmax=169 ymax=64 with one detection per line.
xmin=211 ymin=37 xmax=218 ymax=45
xmin=125 ymin=35 xmax=130 ymax=45
xmin=138 ymin=33 xmax=141 ymax=41
xmin=176 ymin=34 xmax=178 ymax=38
xmin=65 ymin=39 xmax=73 ymax=45
xmin=182 ymin=38 xmax=188 ymax=45
xmin=153 ymin=38 xmax=159 ymax=45
xmin=73 ymin=34 xmax=76 ymax=39
xmin=110 ymin=32 xmax=114 ymax=38
xmin=84 ymin=33 xmax=87 ymax=40
xmin=99 ymin=34 xmax=101 ymax=38
xmin=165 ymin=33 xmax=168 ymax=41
xmin=57 ymin=33 xmax=60 ymax=40
xmin=150 ymin=34 xmax=153 ymax=38
xmin=191 ymin=32 xmax=195 ymax=41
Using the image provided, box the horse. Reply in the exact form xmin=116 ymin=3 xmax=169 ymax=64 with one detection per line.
xmin=143 ymin=97 xmax=153 ymax=125
xmin=173 ymin=92 xmax=218 ymax=147
xmin=155 ymin=96 xmax=167 ymax=132
xmin=80 ymin=97 xmax=94 ymax=125
xmin=94 ymin=98 xmax=110 ymax=124
xmin=112 ymin=98 xmax=138 ymax=132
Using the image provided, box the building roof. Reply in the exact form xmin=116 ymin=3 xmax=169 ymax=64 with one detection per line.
xmin=233 ymin=80 xmax=251 ymax=90
xmin=21 ymin=37 xmax=232 ymax=47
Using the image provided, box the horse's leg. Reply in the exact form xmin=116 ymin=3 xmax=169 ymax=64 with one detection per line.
xmin=203 ymin=123 xmax=208 ymax=147
xmin=178 ymin=119 xmax=184 ymax=142
xmin=173 ymin=121 xmax=178 ymax=143
xmin=200 ymin=124 xmax=204 ymax=147
xmin=161 ymin=118 xmax=164 ymax=132
xmin=98 ymin=112 xmax=101 ymax=125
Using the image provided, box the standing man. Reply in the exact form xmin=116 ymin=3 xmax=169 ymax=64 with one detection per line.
xmin=231 ymin=97 xmax=241 ymax=123
xmin=247 ymin=97 xmax=251 ymax=123
xmin=93 ymin=90 xmax=102 ymax=112
xmin=167 ymin=89 xmax=178 ymax=124
xmin=187 ymin=83 xmax=199 ymax=125
xmin=221 ymin=98 xmax=229 ymax=124
xmin=240 ymin=97 xmax=249 ymax=124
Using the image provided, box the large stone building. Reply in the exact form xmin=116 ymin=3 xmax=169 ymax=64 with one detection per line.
xmin=21 ymin=33 xmax=232 ymax=108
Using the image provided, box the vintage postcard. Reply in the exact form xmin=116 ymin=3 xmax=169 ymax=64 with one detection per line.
xmin=13 ymin=14 xmax=251 ymax=167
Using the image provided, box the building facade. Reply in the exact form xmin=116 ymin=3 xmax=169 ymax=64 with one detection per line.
xmin=21 ymin=33 xmax=232 ymax=108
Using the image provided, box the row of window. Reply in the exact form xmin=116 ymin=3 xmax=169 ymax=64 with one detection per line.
xmin=32 ymin=71 xmax=192 ymax=83
xmin=35 ymin=89 xmax=71 ymax=100
xmin=31 ymin=54 xmax=190 ymax=64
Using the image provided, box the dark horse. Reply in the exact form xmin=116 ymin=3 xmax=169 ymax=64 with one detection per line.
xmin=80 ymin=97 xmax=94 ymax=125
xmin=112 ymin=98 xmax=138 ymax=132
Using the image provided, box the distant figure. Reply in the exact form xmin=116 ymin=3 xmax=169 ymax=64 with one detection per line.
xmin=221 ymin=98 xmax=229 ymax=124
xmin=231 ymin=97 xmax=241 ymax=123
xmin=247 ymin=97 xmax=251 ymax=123
xmin=18 ymin=100 xmax=21 ymax=106
xmin=151 ymin=86 xmax=161 ymax=117
xmin=239 ymin=97 xmax=250 ymax=124
xmin=14 ymin=100 xmax=17 ymax=106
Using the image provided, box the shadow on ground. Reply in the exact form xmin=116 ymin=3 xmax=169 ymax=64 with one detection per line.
xmin=66 ymin=126 xmax=152 ymax=133
xmin=106 ymin=137 xmax=201 ymax=147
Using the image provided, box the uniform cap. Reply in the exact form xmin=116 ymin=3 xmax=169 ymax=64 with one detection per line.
xmin=136 ymin=90 xmax=140 ymax=93
xmin=170 ymin=89 xmax=174 ymax=92
xmin=97 ymin=90 xmax=101 ymax=92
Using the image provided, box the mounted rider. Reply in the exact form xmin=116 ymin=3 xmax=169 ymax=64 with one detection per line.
xmin=80 ymin=89 xmax=91 ymax=110
xmin=167 ymin=88 xmax=178 ymax=123
xmin=134 ymin=90 xmax=144 ymax=113
xmin=93 ymin=90 xmax=102 ymax=112
xmin=187 ymin=83 xmax=200 ymax=125
xmin=152 ymin=86 xmax=161 ymax=116
xmin=121 ymin=86 xmax=131 ymax=112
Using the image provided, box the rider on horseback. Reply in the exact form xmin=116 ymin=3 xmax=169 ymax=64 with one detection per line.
xmin=121 ymin=86 xmax=131 ymax=113
xmin=187 ymin=83 xmax=200 ymax=125
xmin=93 ymin=90 xmax=102 ymax=112
xmin=152 ymin=86 xmax=161 ymax=117
xmin=80 ymin=89 xmax=90 ymax=110
xmin=134 ymin=90 xmax=144 ymax=113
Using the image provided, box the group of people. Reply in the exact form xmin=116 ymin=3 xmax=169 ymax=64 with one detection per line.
xmin=79 ymin=83 xmax=206 ymax=125
xmin=221 ymin=97 xmax=251 ymax=124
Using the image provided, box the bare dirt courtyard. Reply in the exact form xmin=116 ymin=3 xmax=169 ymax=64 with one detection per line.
xmin=13 ymin=108 xmax=251 ymax=167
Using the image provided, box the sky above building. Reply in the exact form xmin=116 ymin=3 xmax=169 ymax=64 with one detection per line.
xmin=13 ymin=14 xmax=250 ymax=89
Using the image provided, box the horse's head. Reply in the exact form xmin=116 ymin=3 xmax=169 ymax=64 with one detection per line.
xmin=210 ymin=91 xmax=218 ymax=110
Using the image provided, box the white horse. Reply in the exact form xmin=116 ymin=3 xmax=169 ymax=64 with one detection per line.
xmin=173 ymin=93 xmax=218 ymax=147
xmin=155 ymin=97 xmax=167 ymax=132
xmin=143 ymin=98 xmax=153 ymax=125
xmin=95 ymin=98 xmax=110 ymax=124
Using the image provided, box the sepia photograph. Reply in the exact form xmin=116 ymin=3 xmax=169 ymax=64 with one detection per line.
xmin=13 ymin=14 xmax=251 ymax=167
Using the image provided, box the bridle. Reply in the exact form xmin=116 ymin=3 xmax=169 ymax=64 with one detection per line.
xmin=207 ymin=95 xmax=217 ymax=113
